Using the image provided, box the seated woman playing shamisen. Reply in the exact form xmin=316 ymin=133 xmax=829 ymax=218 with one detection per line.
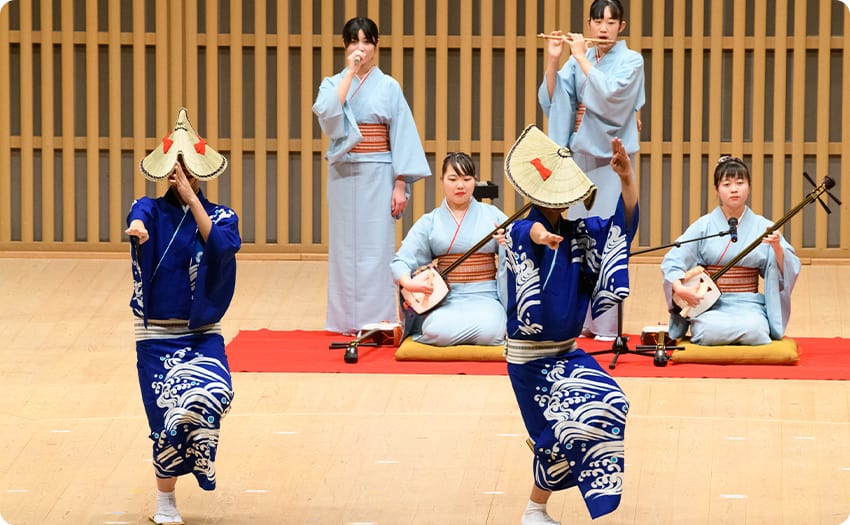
xmin=391 ymin=152 xmax=507 ymax=347
xmin=661 ymin=155 xmax=800 ymax=346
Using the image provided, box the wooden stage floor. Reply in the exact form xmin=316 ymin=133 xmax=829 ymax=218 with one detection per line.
xmin=0 ymin=256 xmax=849 ymax=524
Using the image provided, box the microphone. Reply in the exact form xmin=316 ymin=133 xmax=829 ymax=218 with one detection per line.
xmin=727 ymin=217 xmax=738 ymax=243
xmin=354 ymin=57 xmax=361 ymax=65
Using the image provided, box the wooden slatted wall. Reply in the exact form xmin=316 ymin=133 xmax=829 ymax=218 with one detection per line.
xmin=0 ymin=0 xmax=847 ymax=258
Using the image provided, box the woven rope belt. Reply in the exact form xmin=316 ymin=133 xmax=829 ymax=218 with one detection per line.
xmin=436 ymin=252 xmax=497 ymax=283
xmin=574 ymin=103 xmax=586 ymax=132
xmin=505 ymin=337 xmax=577 ymax=364
xmin=705 ymin=265 xmax=760 ymax=293
xmin=350 ymin=123 xmax=390 ymax=153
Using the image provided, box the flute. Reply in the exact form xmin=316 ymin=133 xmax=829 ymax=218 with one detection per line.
xmin=537 ymin=33 xmax=617 ymax=45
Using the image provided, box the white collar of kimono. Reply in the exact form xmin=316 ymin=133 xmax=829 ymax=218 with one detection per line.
xmin=443 ymin=199 xmax=471 ymax=254
xmin=350 ymin=66 xmax=377 ymax=99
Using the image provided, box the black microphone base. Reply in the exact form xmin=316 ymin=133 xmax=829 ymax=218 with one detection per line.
xmin=584 ymin=303 xmax=675 ymax=369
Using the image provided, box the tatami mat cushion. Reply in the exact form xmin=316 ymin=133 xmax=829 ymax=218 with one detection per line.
xmin=670 ymin=337 xmax=799 ymax=365
xmin=394 ymin=336 xmax=506 ymax=361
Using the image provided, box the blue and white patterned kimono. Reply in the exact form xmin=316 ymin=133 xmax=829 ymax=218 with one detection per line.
xmin=127 ymin=188 xmax=241 ymax=490
xmin=390 ymin=198 xmax=508 ymax=346
xmin=661 ymin=206 xmax=800 ymax=345
xmin=504 ymin=200 xmax=637 ymax=519
xmin=313 ymin=66 xmax=431 ymax=335
xmin=538 ymin=41 xmax=644 ymax=337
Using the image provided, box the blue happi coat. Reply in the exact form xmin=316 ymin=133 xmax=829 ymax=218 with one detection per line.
xmin=127 ymin=188 xmax=240 ymax=490
xmin=504 ymin=200 xmax=637 ymax=519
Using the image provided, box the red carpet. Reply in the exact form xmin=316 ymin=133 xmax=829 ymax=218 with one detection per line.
xmin=225 ymin=329 xmax=850 ymax=380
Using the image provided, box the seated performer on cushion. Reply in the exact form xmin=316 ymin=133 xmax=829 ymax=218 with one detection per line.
xmin=502 ymin=128 xmax=638 ymax=524
xmin=661 ymin=155 xmax=800 ymax=346
xmin=391 ymin=152 xmax=508 ymax=346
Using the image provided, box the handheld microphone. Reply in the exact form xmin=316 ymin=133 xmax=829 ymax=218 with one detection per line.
xmin=727 ymin=217 xmax=738 ymax=243
xmin=354 ymin=57 xmax=361 ymax=65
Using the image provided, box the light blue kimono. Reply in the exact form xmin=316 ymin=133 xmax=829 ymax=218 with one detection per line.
xmin=391 ymin=198 xmax=507 ymax=346
xmin=537 ymin=41 xmax=646 ymax=182
xmin=313 ymin=66 xmax=431 ymax=334
xmin=661 ymin=206 xmax=800 ymax=345
xmin=538 ymin=41 xmax=644 ymax=337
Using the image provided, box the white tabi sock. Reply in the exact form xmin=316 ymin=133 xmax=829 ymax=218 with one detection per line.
xmin=152 ymin=489 xmax=183 ymax=524
xmin=521 ymin=499 xmax=561 ymax=525
xmin=525 ymin=500 xmax=546 ymax=512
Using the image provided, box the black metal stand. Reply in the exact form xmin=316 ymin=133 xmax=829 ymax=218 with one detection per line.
xmin=473 ymin=180 xmax=499 ymax=201
xmin=329 ymin=324 xmax=403 ymax=364
xmin=586 ymin=302 xmax=675 ymax=368
xmin=633 ymin=337 xmax=685 ymax=366
xmin=329 ymin=328 xmax=382 ymax=364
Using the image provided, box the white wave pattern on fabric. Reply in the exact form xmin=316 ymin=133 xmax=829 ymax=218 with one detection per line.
xmin=504 ymin=227 xmax=544 ymax=335
xmin=536 ymin=365 xmax=627 ymax=501
xmin=569 ymin=222 xmax=598 ymax=266
xmin=589 ymin=224 xmax=629 ymax=318
xmin=131 ymin=254 xmax=145 ymax=317
xmin=153 ymin=348 xmax=233 ymax=486
xmin=189 ymin=248 xmax=200 ymax=294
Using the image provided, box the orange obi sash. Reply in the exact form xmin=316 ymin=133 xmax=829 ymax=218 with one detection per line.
xmin=350 ymin=123 xmax=390 ymax=153
xmin=436 ymin=253 xmax=497 ymax=284
xmin=704 ymin=265 xmax=760 ymax=293
xmin=574 ymin=103 xmax=586 ymax=132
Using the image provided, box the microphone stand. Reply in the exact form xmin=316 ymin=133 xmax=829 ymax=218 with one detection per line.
xmin=587 ymin=226 xmax=735 ymax=369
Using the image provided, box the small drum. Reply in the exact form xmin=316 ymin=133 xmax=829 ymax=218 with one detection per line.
xmin=640 ymin=325 xmax=675 ymax=346
xmin=358 ymin=322 xmax=403 ymax=346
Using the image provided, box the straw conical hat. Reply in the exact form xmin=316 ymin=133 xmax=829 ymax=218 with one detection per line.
xmin=505 ymin=124 xmax=596 ymax=209
xmin=140 ymin=108 xmax=228 ymax=182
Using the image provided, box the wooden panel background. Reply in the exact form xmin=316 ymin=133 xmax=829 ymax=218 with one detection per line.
xmin=0 ymin=0 xmax=847 ymax=258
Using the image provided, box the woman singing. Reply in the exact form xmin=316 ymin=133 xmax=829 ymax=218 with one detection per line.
xmin=313 ymin=16 xmax=431 ymax=336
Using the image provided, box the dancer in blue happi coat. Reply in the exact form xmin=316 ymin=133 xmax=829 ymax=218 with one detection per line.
xmin=502 ymin=126 xmax=638 ymax=524
xmin=126 ymin=108 xmax=241 ymax=525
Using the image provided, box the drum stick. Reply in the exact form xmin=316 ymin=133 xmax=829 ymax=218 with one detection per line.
xmin=537 ymin=33 xmax=617 ymax=45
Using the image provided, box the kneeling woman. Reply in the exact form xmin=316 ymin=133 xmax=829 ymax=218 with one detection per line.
xmin=391 ymin=152 xmax=507 ymax=346
xmin=661 ymin=156 xmax=800 ymax=345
